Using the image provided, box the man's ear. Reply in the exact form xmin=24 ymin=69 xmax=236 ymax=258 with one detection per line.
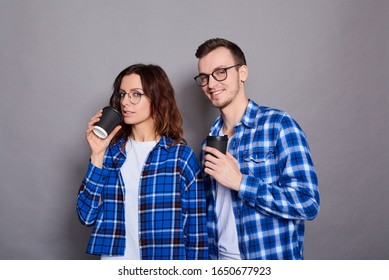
xmin=239 ymin=65 xmax=248 ymax=82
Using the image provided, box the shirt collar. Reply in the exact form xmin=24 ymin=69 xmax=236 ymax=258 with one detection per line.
xmin=157 ymin=135 xmax=174 ymax=150
xmin=240 ymin=99 xmax=259 ymax=129
xmin=114 ymin=135 xmax=173 ymax=155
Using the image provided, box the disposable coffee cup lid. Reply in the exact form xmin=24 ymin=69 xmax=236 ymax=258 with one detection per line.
xmin=93 ymin=126 xmax=108 ymax=139
xmin=103 ymin=106 xmax=122 ymax=117
xmin=207 ymin=135 xmax=228 ymax=141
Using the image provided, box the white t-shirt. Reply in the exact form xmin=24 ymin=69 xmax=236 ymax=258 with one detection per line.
xmin=101 ymin=138 xmax=156 ymax=260
xmin=215 ymin=134 xmax=241 ymax=260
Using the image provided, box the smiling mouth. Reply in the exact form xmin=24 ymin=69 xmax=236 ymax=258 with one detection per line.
xmin=209 ymin=89 xmax=224 ymax=97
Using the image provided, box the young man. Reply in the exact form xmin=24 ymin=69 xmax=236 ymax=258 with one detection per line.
xmin=194 ymin=38 xmax=320 ymax=260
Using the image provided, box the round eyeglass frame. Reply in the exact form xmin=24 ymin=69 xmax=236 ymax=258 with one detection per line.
xmin=115 ymin=90 xmax=144 ymax=105
xmin=194 ymin=64 xmax=241 ymax=87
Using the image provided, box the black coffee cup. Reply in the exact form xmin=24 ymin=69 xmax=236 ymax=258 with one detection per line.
xmin=206 ymin=135 xmax=228 ymax=155
xmin=93 ymin=106 xmax=123 ymax=139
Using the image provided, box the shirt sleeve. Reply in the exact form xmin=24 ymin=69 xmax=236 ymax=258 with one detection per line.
xmin=238 ymin=114 xmax=320 ymax=220
xmin=180 ymin=147 xmax=209 ymax=260
xmin=77 ymin=161 xmax=109 ymax=226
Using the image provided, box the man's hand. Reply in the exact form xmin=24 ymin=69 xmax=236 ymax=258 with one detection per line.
xmin=203 ymin=146 xmax=242 ymax=191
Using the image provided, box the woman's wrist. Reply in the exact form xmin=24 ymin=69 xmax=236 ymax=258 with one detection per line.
xmin=90 ymin=152 xmax=105 ymax=168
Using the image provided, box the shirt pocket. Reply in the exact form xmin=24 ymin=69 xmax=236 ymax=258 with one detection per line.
xmin=241 ymin=147 xmax=277 ymax=183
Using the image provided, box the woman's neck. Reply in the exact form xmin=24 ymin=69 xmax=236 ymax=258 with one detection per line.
xmin=130 ymin=124 xmax=160 ymax=142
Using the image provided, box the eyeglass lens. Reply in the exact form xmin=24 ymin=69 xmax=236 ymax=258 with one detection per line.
xmin=195 ymin=64 xmax=240 ymax=86
xmin=117 ymin=90 xmax=142 ymax=105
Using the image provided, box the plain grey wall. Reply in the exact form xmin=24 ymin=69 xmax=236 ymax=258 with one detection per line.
xmin=1 ymin=0 xmax=388 ymax=260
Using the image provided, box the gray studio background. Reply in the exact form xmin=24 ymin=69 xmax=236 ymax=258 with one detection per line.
xmin=1 ymin=0 xmax=388 ymax=260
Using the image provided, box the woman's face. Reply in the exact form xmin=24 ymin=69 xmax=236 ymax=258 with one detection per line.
xmin=119 ymin=74 xmax=154 ymax=128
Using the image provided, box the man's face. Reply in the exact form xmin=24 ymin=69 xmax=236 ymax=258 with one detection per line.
xmin=197 ymin=47 xmax=246 ymax=109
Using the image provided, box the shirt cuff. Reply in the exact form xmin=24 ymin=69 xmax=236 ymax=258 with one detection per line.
xmin=84 ymin=161 xmax=110 ymax=194
xmin=238 ymin=174 xmax=266 ymax=207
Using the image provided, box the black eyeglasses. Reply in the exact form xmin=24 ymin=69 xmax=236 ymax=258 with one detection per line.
xmin=114 ymin=89 xmax=144 ymax=105
xmin=194 ymin=64 xmax=241 ymax=87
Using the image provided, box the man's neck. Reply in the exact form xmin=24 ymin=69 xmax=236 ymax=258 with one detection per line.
xmin=220 ymin=96 xmax=249 ymax=138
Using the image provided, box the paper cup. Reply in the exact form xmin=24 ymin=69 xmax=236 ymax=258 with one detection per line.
xmin=93 ymin=106 xmax=123 ymax=139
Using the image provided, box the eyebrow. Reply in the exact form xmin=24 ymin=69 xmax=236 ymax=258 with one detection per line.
xmin=119 ymin=88 xmax=143 ymax=92
xmin=199 ymin=65 xmax=230 ymax=74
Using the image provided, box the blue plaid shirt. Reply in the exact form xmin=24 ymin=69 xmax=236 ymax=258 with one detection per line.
xmin=77 ymin=136 xmax=208 ymax=259
xmin=201 ymin=100 xmax=319 ymax=260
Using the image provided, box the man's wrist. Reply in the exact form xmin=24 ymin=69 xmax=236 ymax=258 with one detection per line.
xmin=232 ymin=173 xmax=243 ymax=191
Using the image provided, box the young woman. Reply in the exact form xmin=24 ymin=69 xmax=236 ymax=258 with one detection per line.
xmin=77 ymin=64 xmax=208 ymax=260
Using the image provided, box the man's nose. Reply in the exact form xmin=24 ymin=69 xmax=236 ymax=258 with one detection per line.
xmin=207 ymin=74 xmax=219 ymax=88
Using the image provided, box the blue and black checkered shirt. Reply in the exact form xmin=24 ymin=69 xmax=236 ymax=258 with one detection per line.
xmin=201 ymin=100 xmax=320 ymax=259
xmin=77 ymin=136 xmax=208 ymax=259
